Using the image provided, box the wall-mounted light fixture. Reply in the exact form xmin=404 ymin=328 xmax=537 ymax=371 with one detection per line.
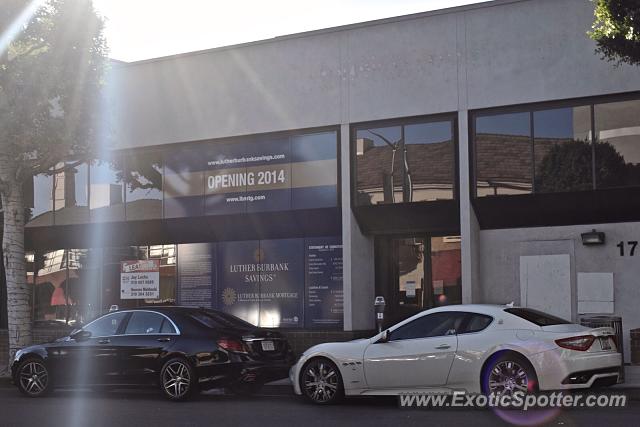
xmin=581 ymin=229 xmax=605 ymax=246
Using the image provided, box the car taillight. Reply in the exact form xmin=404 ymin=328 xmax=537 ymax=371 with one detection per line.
xmin=555 ymin=335 xmax=596 ymax=351
xmin=217 ymin=338 xmax=247 ymax=353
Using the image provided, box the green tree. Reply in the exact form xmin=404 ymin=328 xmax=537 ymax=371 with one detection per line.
xmin=535 ymin=139 xmax=640 ymax=192
xmin=0 ymin=0 xmax=107 ymax=361
xmin=590 ymin=0 xmax=640 ymax=66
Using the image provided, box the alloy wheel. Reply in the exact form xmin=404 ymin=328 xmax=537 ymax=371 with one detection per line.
xmin=19 ymin=360 xmax=49 ymax=396
xmin=162 ymin=361 xmax=191 ymax=399
xmin=487 ymin=360 xmax=529 ymax=395
xmin=302 ymin=360 xmax=340 ymax=403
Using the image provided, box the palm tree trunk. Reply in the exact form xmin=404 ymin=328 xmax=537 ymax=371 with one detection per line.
xmin=0 ymin=182 xmax=31 ymax=362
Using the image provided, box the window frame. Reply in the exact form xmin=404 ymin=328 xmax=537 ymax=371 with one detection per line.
xmin=83 ymin=310 xmax=181 ymax=338
xmin=123 ymin=310 xmax=168 ymax=336
xmin=388 ymin=311 xmax=468 ymax=342
xmin=351 ymin=113 xmax=459 ymax=208
xmin=470 ymin=91 xmax=640 ymax=199
xmin=81 ymin=311 xmax=130 ymax=338
xmin=458 ymin=313 xmax=494 ymax=335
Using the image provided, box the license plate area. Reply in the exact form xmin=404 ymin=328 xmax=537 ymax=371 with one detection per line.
xmin=599 ymin=337 xmax=612 ymax=351
xmin=261 ymin=340 xmax=275 ymax=351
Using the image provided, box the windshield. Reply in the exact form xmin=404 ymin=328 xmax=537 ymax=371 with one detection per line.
xmin=504 ymin=308 xmax=571 ymax=326
xmin=191 ymin=309 xmax=256 ymax=330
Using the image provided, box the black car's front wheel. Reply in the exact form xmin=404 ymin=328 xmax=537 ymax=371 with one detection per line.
xmin=160 ymin=358 xmax=195 ymax=401
xmin=300 ymin=358 xmax=343 ymax=405
xmin=16 ymin=358 xmax=52 ymax=397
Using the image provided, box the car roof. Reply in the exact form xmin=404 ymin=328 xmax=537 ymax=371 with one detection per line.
xmin=426 ymin=304 xmax=511 ymax=316
xmin=112 ymin=306 xmax=208 ymax=315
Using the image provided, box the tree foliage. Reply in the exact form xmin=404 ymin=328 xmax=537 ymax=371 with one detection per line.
xmin=0 ymin=0 xmax=107 ymax=360
xmin=535 ymin=139 xmax=640 ymax=192
xmin=590 ymin=0 xmax=640 ymax=66
xmin=0 ymin=0 xmax=107 ymax=183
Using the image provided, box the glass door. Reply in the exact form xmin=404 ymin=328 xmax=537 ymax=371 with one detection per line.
xmin=375 ymin=235 xmax=461 ymax=326
xmin=396 ymin=237 xmax=427 ymax=310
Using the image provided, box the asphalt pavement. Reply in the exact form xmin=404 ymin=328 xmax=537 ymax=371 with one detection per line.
xmin=0 ymin=384 xmax=639 ymax=427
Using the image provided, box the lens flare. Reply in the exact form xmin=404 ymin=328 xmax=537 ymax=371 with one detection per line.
xmin=0 ymin=0 xmax=46 ymax=57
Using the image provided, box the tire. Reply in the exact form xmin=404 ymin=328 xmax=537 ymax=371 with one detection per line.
xmin=160 ymin=358 xmax=196 ymax=401
xmin=481 ymin=352 xmax=538 ymax=396
xmin=16 ymin=358 xmax=52 ymax=397
xmin=300 ymin=358 xmax=344 ymax=405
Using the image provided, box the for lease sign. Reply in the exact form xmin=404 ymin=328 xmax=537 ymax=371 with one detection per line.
xmin=121 ymin=260 xmax=160 ymax=299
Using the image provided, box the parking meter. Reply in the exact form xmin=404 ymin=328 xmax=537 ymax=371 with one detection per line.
xmin=374 ymin=296 xmax=386 ymax=333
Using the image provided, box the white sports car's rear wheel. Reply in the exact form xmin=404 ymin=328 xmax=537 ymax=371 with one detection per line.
xmin=482 ymin=353 xmax=538 ymax=396
xmin=300 ymin=358 xmax=343 ymax=404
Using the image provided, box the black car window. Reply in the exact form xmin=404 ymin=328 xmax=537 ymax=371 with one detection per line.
xmin=460 ymin=313 xmax=493 ymax=334
xmin=125 ymin=312 xmax=165 ymax=335
xmin=504 ymin=308 xmax=571 ymax=326
xmin=84 ymin=312 xmax=128 ymax=337
xmin=160 ymin=318 xmax=177 ymax=334
xmin=191 ymin=309 xmax=255 ymax=330
xmin=390 ymin=312 xmax=467 ymax=341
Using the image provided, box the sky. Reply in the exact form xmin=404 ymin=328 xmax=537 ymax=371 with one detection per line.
xmin=92 ymin=0 xmax=487 ymax=62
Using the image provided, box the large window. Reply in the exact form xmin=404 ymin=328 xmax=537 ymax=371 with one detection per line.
xmin=90 ymin=156 xmax=125 ymax=222
xmin=594 ymin=99 xmax=640 ymax=189
xmin=354 ymin=117 xmax=455 ymax=205
xmin=125 ymin=151 xmax=163 ymax=220
xmin=534 ymin=106 xmax=592 ymax=193
xmin=27 ymin=128 xmax=338 ymax=224
xmin=475 ymin=112 xmax=531 ymax=197
xmin=29 ymin=246 xmax=176 ymax=326
xmin=474 ymin=95 xmax=640 ymax=197
xmin=27 ymin=173 xmax=54 ymax=227
xmin=54 ymin=162 xmax=89 ymax=225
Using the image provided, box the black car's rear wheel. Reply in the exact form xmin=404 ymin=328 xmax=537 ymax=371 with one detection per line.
xmin=16 ymin=358 xmax=51 ymax=397
xmin=160 ymin=358 xmax=195 ymax=401
xmin=300 ymin=358 xmax=343 ymax=404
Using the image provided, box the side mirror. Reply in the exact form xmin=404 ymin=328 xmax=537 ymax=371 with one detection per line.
xmin=377 ymin=330 xmax=390 ymax=344
xmin=71 ymin=330 xmax=92 ymax=341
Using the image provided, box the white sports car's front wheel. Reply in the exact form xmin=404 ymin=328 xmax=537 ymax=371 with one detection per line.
xmin=300 ymin=358 xmax=344 ymax=405
xmin=482 ymin=353 xmax=538 ymax=396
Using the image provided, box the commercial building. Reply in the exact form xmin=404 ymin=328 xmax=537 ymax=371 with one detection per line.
xmin=2 ymin=0 xmax=640 ymax=364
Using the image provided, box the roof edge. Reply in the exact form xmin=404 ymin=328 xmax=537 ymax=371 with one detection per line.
xmin=112 ymin=0 xmax=528 ymax=67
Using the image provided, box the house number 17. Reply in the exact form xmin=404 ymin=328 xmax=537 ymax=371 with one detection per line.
xmin=617 ymin=241 xmax=638 ymax=256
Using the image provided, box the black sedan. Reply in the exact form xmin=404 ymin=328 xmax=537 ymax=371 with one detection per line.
xmin=11 ymin=307 xmax=295 ymax=400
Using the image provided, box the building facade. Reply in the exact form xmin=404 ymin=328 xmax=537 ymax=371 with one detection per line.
xmin=2 ymin=0 xmax=640 ymax=362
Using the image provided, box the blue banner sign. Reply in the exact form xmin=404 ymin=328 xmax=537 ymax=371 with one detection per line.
xmin=177 ymin=236 xmax=342 ymax=329
xmin=165 ymin=131 xmax=337 ymax=218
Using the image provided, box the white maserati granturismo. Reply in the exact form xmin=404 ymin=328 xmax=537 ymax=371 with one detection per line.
xmin=290 ymin=304 xmax=622 ymax=404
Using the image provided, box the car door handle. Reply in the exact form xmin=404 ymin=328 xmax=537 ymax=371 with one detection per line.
xmin=157 ymin=337 xmax=171 ymax=342
xmin=435 ymin=344 xmax=451 ymax=350
xmin=98 ymin=338 xmax=111 ymax=344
